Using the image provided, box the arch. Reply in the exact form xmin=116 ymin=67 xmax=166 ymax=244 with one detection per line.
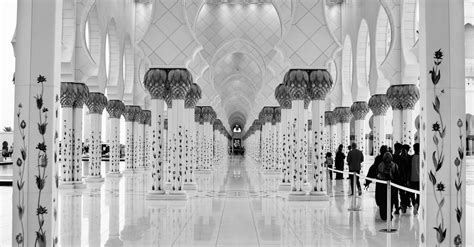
xmin=375 ymin=4 xmax=392 ymax=67
xmin=341 ymin=35 xmax=352 ymax=105
xmin=355 ymin=19 xmax=370 ymax=102
xmin=105 ymin=18 xmax=120 ymax=87
xmin=402 ymin=0 xmax=417 ymax=50
xmin=83 ymin=3 xmax=101 ymax=65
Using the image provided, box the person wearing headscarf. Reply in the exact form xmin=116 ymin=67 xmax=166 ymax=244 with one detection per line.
xmin=334 ymin=144 xmax=345 ymax=180
xmin=376 ymin=152 xmax=401 ymax=221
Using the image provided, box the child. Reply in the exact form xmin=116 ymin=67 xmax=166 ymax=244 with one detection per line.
xmin=325 ymin=152 xmax=334 ymax=180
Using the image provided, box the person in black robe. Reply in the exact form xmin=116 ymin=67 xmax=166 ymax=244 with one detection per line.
xmin=334 ymin=144 xmax=345 ymax=180
xmin=376 ymin=152 xmax=401 ymax=221
xmin=364 ymin=145 xmax=388 ymax=188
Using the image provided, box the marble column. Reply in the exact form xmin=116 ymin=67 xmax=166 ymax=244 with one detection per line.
xmin=368 ymin=94 xmax=390 ymax=155
xmin=72 ymin=84 xmax=89 ymax=185
xmin=307 ymin=69 xmax=333 ymax=196
xmin=334 ymin=107 xmax=353 ymax=153
xmin=273 ymin=107 xmax=281 ymax=172
xmin=142 ymin=110 xmax=152 ymax=170
xmin=166 ymin=69 xmax=192 ymax=196
xmin=260 ymin=107 xmax=274 ymax=172
xmin=202 ymin=106 xmax=215 ymax=171
xmin=84 ymin=92 xmax=108 ymax=182
xmin=134 ymin=110 xmax=145 ymax=171
xmin=183 ymin=83 xmax=201 ymax=190
xmin=386 ymin=86 xmax=403 ymax=144
xmin=350 ymin=101 xmax=369 ymax=154
xmin=12 ymin=2 xmax=62 ymax=244
xmin=105 ymin=100 xmax=125 ymax=176
xmin=325 ymin=111 xmax=337 ymax=155
xmin=284 ymin=69 xmax=308 ymax=195
xmin=143 ymin=68 xmax=167 ymax=195
xmin=275 ymin=84 xmax=292 ymax=189
xmin=399 ymin=85 xmax=420 ymax=147
xmin=252 ymin=120 xmax=262 ymax=163
xmin=194 ymin=107 xmax=203 ymax=170
xmin=123 ymin=105 xmax=141 ymax=173
xmin=419 ymin=0 xmax=466 ymax=245
xmin=59 ymin=82 xmax=78 ymax=185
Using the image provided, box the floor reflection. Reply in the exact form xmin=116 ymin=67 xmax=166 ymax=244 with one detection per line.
xmin=52 ymin=157 xmax=421 ymax=247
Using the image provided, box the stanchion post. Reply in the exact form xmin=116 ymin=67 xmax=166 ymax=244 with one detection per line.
xmin=380 ymin=180 xmax=397 ymax=233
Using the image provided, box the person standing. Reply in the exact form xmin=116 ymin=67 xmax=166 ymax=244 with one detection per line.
xmin=334 ymin=145 xmax=345 ymax=180
xmin=392 ymin=143 xmax=403 ymax=214
xmin=376 ymin=152 xmax=401 ymax=221
xmin=346 ymin=143 xmax=364 ymax=196
xmin=324 ymin=152 xmax=334 ymax=180
xmin=409 ymin=143 xmax=420 ymax=215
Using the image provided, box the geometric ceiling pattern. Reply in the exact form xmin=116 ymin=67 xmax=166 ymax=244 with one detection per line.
xmin=138 ymin=0 xmax=340 ymax=131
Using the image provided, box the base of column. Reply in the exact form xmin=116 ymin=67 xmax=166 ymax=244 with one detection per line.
xmin=104 ymin=236 xmax=123 ymax=247
xmin=146 ymin=190 xmax=188 ymax=200
xmin=195 ymin=169 xmax=212 ymax=174
xmin=288 ymin=192 xmax=329 ymax=201
xmin=85 ymin=176 xmax=105 ymax=183
xmin=59 ymin=181 xmax=87 ymax=190
xmin=278 ymin=182 xmax=292 ymax=191
xmin=106 ymin=172 xmax=122 ymax=178
xmin=122 ymin=169 xmax=135 ymax=174
xmin=183 ymin=182 xmax=197 ymax=191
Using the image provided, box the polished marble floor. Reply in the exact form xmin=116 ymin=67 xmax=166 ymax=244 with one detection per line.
xmin=1 ymin=157 xmax=474 ymax=246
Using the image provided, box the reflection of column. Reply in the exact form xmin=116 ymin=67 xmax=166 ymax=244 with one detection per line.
xmin=123 ymin=106 xmax=141 ymax=173
xmin=350 ymin=102 xmax=369 ymax=154
xmin=368 ymin=94 xmax=390 ymax=154
xmin=120 ymin=174 xmax=140 ymax=242
xmin=106 ymin=100 xmax=125 ymax=176
xmin=87 ymin=184 xmax=102 ymax=246
xmin=419 ymin=2 xmax=466 ymax=244
xmin=284 ymin=70 xmax=307 ymax=194
xmin=104 ymin=177 xmax=123 ymax=246
xmin=85 ymin=92 xmax=108 ymax=182
xmin=334 ymin=107 xmax=353 ymax=153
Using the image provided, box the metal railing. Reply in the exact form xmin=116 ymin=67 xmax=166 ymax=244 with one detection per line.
xmin=326 ymin=167 xmax=420 ymax=233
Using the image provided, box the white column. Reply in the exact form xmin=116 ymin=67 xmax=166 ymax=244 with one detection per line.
xmin=392 ymin=109 xmax=403 ymax=144
xmin=419 ymin=0 xmax=466 ymax=245
xmin=60 ymin=106 xmax=74 ymax=184
xmin=84 ymin=92 xmax=107 ymax=182
xmin=368 ymin=95 xmax=390 ymax=155
xmin=105 ymin=100 xmax=124 ymax=176
xmin=149 ymin=98 xmax=165 ymax=194
xmin=123 ymin=106 xmax=140 ymax=172
xmin=73 ymin=94 xmax=87 ymax=184
xmin=12 ymin=1 xmax=62 ymax=245
xmin=310 ymin=100 xmax=327 ymax=194
xmin=351 ymin=102 xmax=369 ymax=155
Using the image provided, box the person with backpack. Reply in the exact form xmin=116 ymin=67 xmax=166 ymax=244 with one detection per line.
xmin=376 ymin=152 xmax=401 ymax=221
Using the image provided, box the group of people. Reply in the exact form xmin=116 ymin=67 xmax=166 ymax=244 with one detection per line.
xmin=325 ymin=142 xmax=420 ymax=221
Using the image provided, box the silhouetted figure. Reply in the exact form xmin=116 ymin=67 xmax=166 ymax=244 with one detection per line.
xmin=335 ymin=145 xmax=345 ymax=180
xmin=376 ymin=152 xmax=401 ymax=221
xmin=391 ymin=143 xmax=403 ymax=214
xmin=346 ymin=143 xmax=363 ymax=195
xmin=364 ymin=145 xmax=388 ymax=188
xmin=325 ymin=152 xmax=334 ymax=180
xmin=409 ymin=143 xmax=420 ymax=215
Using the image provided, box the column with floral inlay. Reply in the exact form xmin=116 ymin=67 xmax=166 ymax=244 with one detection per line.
xmin=183 ymin=83 xmax=201 ymax=190
xmin=333 ymin=107 xmax=352 ymax=155
xmin=59 ymin=82 xmax=78 ymax=187
xmin=105 ymin=100 xmax=125 ymax=176
xmin=307 ymin=69 xmax=333 ymax=196
xmin=142 ymin=110 xmax=152 ymax=170
xmin=123 ymin=105 xmax=141 ymax=173
xmin=419 ymin=1 xmax=466 ymax=244
xmin=72 ymin=83 xmax=89 ymax=185
xmin=368 ymin=94 xmax=390 ymax=155
xmin=350 ymin=102 xmax=369 ymax=155
xmin=275 ymin=84 xmax=292 ymax=190
xmin=84 ymin=92 xmax=108 ymax=182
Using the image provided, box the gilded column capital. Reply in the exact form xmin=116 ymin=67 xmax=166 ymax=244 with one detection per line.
xmin=73 ymin=83 xmax=90 ymax=108
xmin=275 ymin=84 xmax=292 ymax=109
xmin=368 ymin=94 xmax=390 ymax=116
xmin=213 ymin=119 xmax=222 ymax=130
xmin=386 ymin=84 xmax=419 ymax=110
xmin=284 ymin=69 xmax=308 ymax=101
xmin=333 ymin=107 xmax=353 ymax=123
xmin=262 ymin=107 xmax=274 ymax=123
xmin=167 ymin=68 xmax=192 ymax=100
xmin=350 ymin=101 xmax=369 ymax=120
xmin=123 ymin=105 xmax=142 ymax=122
xmin=274 ymin=107 xmax=281 ymax=122
xmin=252 ymin=119 xmax=262 ymax=130
xmin=202 ymin=106 xmax=215 ymax=123
xmin=60 ymin=82 xmax=78 ymax=108
xmin=185 ymin=83 xmax=202 ymax=109
xmin=106 ymin=100 xmax=125 ymax=119
xmin=194 ymin=106 xmax=202 ymax=123
xmin=307 ymin=69 xmax=334 ymax=100
xmin=324 ymin=111 xmax=336 ymax=126
xmin=139 ymin=110 xmax=151 ymax=125
xmin=85 ymin=92 xmax=108 ymax=114
xmin=143 ymin=68 xmax=167 ymax=100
